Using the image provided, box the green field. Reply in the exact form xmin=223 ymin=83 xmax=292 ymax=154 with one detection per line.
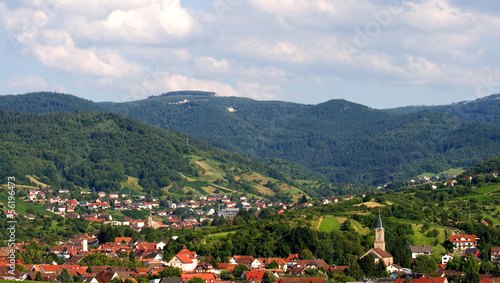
xmin=121 ymin=210 xmax=150 ymax=220
xmin=282 ymin=187 xmax=302 ymax=195
xmin=0 ymin=192 xmax=54 ymax=216
xmin=411 ymin=224 xmax=448 ymax=260
xmin=318 ymin=216 xmax=341 ymax=232
xmin=418 ymin=168 xmax=465 ymax=178
xmin=120 ymin=176 xmax=144 ymax=192
xmin=208 ymin=231 xmax=236 ymax=240
xmin=474 ymin=184 xmax=500 ymax=194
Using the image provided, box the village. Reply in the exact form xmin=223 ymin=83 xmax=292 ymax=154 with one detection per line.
xmin=0 ymin=220 xmax=498 ymax=283
xmin=2 ymin=173 xmax=500 ymax=283
xmin=2 ymin=195 xmax=500 ymax=283
xmin=22 ymin=187 xmax=354 ymax=230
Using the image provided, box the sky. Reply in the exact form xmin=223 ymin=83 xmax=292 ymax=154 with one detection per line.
xmin=1 ymin=0 xmax=500 ymax=109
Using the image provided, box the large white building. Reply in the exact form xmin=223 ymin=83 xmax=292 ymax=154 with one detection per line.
xmin=167 ymin=246 xmax=198 ymax=272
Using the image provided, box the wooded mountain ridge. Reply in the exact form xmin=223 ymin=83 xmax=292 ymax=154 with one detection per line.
xmin=0 ymin=109 xmax=311 ymax=200
xmin=1 ymin=92 xmax=500 ymax=185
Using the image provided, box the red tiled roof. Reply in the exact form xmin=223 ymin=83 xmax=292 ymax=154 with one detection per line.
xmin=371 ymin=248 xmax=393 ymax=258
xmin=176 ymin=254 xmax=193 ymax=264
xmin=181 ymin=273 xmax=215 ymax=282
xmin=276 ymin=278 xmax=325 ymax=283
xmin=245 ymin=270 xmax=267 ymax=282
xmin=449 ymin=235 xmax=477 ymax=243
xmin=115 ymin=237 xmax=132 ymax=244
xmin=40 ymin=264 xmax=64 ymax=272
xmin=217 ymin=263 xmax=237 ymax=273
xmin=232 ymin=255 xmax=254 ymax=264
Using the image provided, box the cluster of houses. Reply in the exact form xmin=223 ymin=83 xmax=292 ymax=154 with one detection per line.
xmin=0 ymin=235 xmax=345 ymax=283
xmin=2 ymin=213 xmax=500 ymax=283
xmin=2 ymin=231 xmax=500 ymax=283
xmin=24 ymin=187 xmax=361 ymax=232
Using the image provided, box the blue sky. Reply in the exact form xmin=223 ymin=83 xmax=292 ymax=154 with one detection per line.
xmin=1 ymin=0 xmax=500 ymax=109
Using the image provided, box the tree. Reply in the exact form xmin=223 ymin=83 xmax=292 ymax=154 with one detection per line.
xmin=267 ymin=260 xmax=279 ymax=269
xmin=412 ymin=255 xmax=437 ymax=274
xmin=375 ymin=259 xmax=389 ymax=277
xmin=426 ymin=229 xmax=439 ymax=238
xmin=463 ymin=253 xmax=480 ymax=275
xmin=463 ymin=272 xmax=480 ymax=283
xmin=391 ymin=236 xmax=410 ymax=268
xmin=345 ymin=255 xmax=364 ymax=280
xmin=219 ymin=270 xmax=232 ymax=281
xmin=259 ymin=208 xmax=272 ymax=219
xmin=159 ymin=266 xmax=182 ymax=278
xmin=56 ymin=268 xmax=73 ymax=283
xmin=128 ymin=251 xmax=136 ymax=263
xmin=188 ymin=277 xmax=205 ymax=283
xmin=35 ymin=271 xmax=42 ymax=281
xmin=446 ymin=256 xmax=464 ymax=271
xmin=300 ymin=194 xmax=308 ymax=204
xmin=480 ymin=260 xmax=494 ymax=274
xmin=262 ymin=272 xmax=272 ymax=283
xmin=233 ymin=264 xmax=249 ymax=278
xmin=299 ymin=249 xmax=315 ymax=260
xmin=359 ymin=254 xmax=375 ymax=278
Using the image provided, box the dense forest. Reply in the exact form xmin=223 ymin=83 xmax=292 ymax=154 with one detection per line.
xmin=0 ymin=109 xmax=298 ymax=198
xmin=2 ymin=92 xmax=500 ymax=185
xmin=385 ymin=93 xmax=500 ymax=126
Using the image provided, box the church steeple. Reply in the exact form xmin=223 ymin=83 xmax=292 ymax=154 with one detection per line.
xmin=376 ymin=213 xmax=383 ymax=230
xmin=374 ymin=213 xmax=385 ymax=251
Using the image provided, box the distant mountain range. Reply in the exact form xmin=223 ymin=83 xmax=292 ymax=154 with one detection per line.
xmin=1 ymin=91 xmax=500 ymax=185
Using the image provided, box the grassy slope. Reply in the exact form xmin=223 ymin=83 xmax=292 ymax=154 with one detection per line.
xmin=0 ymin=191 xmax=53 ymax=216
xmin=411 ymin=224 xmax=449 ymax=260
xmin=318 ymin=215 xmax=341 ymax=232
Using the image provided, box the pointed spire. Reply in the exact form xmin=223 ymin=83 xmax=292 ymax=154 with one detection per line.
xmin=376 ymin=213 xmax=383 ymax=230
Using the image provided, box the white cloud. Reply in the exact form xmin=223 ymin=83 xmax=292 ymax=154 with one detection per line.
xmin=237 ymin=81 xmax=283 ymax=100
xmin=1 ymin=0 xmax=500 ymax=107
xmin=32 ymin=40 xmax=144 ymax=78
xmin=402 ymin=1 xmax=476 ymax=32
xmin=2 ymin=75 xmax=50 ymax=92
xmin=194 ymin=56 xmax=230 ymax=74
xmin=66 ymin=0 xmax=197 ymax=44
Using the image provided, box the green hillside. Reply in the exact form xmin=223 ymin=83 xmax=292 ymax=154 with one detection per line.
xmin=3 ymin=92 xmax=500 ymax=186
xmin=100 ymin=95 xmax=500 ymax=185
xmin=385 ymin=93 xmax=500 ymax=126
xmin=0 ymin=109 xmax=302 ymax=201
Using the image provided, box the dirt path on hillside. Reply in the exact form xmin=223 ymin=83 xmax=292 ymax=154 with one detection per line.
xmin=195 ymin=161 xmax=213 ymax=175
xmin=316 ymin=216 xmax=324 ymax=230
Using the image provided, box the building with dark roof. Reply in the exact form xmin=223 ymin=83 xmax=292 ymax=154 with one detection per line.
xmin=360 ymin=214 xmax=394 ymax=267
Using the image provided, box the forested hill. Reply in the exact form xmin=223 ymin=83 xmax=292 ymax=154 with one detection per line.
xmin=0 ymin=109 xmax=300 ymax=199
xmin=0 ymin=92 xmax=101 ymax=113
xmin=99 ymin=95 xmax=500 ymax=184
xmin=2 ymin=92 xmax=500 ymax=185
xmin=384 ymin=93 xmax=500 ymax=126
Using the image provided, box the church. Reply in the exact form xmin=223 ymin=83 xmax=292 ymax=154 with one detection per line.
xmin=360 ymin=214 xmax=394 ymax=267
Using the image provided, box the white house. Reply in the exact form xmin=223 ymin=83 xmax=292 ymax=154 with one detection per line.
xmin=410 ymin=246 xmax=432 ymax=259
xmin=442 ymin=254 xmax=454 ymax=264
xmin=250 ymin=259 xmax=264 ymax=269
xmin=167 ymin=246 xmax=198 ymax=271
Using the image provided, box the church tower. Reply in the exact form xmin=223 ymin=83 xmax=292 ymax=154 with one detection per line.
xmin=374 ymin=213 xmax=385 ymax=251
xmin=147 ymin=211 xmax=153 ymax=227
